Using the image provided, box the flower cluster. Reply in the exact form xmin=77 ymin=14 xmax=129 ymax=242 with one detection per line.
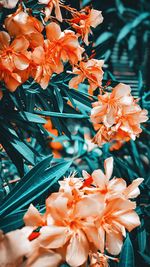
xmin=0 ymin=4 xmax=104 ymax=94
xmin=90 ymin=83 xmax=148 ymax=146
xmin=0 ymin=157 xmax=143 ymax=266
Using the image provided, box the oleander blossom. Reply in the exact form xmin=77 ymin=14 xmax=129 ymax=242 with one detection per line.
xmin=90 ymin=83 xmax=148 ymax=146
xmin=69 ymin=59 xmax=104 ymax=94
xmin=0 ymin=31 xmax=31 ymax=91
xmin=31 ymin=22 xmax=84 ymax=89
xmin=5 ymin=5 xmax=44 ymax=48
xmin=23 ymin=157 xmax=142 ymax=266
xmin=39 ymin=0 xmax=63 ymax=22
xmin=69 ymin=7 xmax=103 ymax=45
xmin=0 ymin=157 xmax=143 ymax=266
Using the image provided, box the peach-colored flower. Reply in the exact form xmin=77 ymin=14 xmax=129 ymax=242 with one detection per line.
xmin=39 ymin=0 xmax=63 ymax=22
xmin=118 ymin=104 xmax=148 ymax=140
xmin=70 ymin=7 xmax=103 ymax=45
xmin=0 ymin=31 xmax=30 ymax=90
xmin=31 ymin=45 xmax=53 ymax=89
xmin=95 ymin=198 xmax=140 ymax=255
xmin=0 ymin=67 xmax=22 ymax=91
xmin=46 ymin=22 xmax=84 ymax=67
xmin=0 ymin=31 xmax=30 ymax=72
xmin=38 ymin=193 xmax=103 ymax=267
xmin=24 ymin=204 xmax=46 ymax=227
xmin=1 ymin=0 xmax=19 ymax=8
xmin=69 ymin=59 xmax=104 ymax=94
xmin=90 ymin=83 xmax=148 ymax=146
xmin=0 ymin=227 xmax=33 ymax=266
xmin=22 ymin=157 xmax=142 ymax=265
xmin=25 ymin=246 xmax=62 ymax=267
xmin=5 ymin=6 xmax=44 ymax=48
xmin=91 ymin=83 xmax=133 ymax=128
xmin=82 ymin=157 xmax=144 ymax=200
xmin=32 ymin=22 xmax=84 ymax=88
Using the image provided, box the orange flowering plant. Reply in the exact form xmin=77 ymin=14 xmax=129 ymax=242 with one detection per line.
xmin=0 ymin=1 xmax=149 ymax=267
xmin=0 ymin=157 xmax=144 ymax=266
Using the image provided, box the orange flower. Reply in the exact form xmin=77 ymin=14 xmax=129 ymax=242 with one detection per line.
xmin=95 ymin=198 xmax=140 ymax=255
xmin=32 ymin=22 xmax=84 ymax=88
xmin=0 ymin=227 xmax=33 ymax=266
xmin=0 ymin=226 xmax=62 ymax=267
xmin=5 ymin=6 xmax=44 ymax=48
xmin=39 ymin=0 xmax=63 ymax=22
xmin=39 ymin=193 xmax=103 ymax=267
xmin=0 ymin=31 xmax=31 ymax=90
xmin=91 ymin=83 xmax=133 ymax=128
xmin=24 ymin=204 xmax=46 ymax=227
xmin=32 ymin=45 xmax=53 ymax=89
xmin=118 ymin=104 xmax=148 ymax=140
xmin=46 ymin=22 xmax=84 ymax=67
xmin=69 ymin=59 xmax=104 ymax=94
xmin=25 ymin=246 xmax=62 ymax=267
xmin=0 ymin=31 xmax=30 ymax=72
xmin=82 ymin=157 xmax=144 ymax=200
xmin=22 ymin=157 xmax=142 ymax=265
xmin=0 ymin=67 xmax=22 ymax=91
xmin=90 ymin=83 xmax=148 ymax=146
xmin=70 ymin=7 xmax=103 ymax=45
xmin=1 ymin=0 xmax=19 ymax=8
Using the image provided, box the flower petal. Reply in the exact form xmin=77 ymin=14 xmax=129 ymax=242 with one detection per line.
xmin=23 ymin=204 xmax=44 ymax=227
xmin=11 ymin=36 xmax=29 ymax=51
xmin=112 ymin=83 xmax=131 ymax=100
xmin=124 ymin=178 xmax=144 ymax=199
xmin=39 ymin=226 xmax=69 ymax=249
xmin=116 ymin=210 xmax=141 ymax=232
xmin=106 ymin=231 xmax=123 ymax=255
xmin=26 ymin=246 xmax=62 ymax=267
xmin=104 ymin=157 xmax=113 ymax=180
xmin=66 ymin=230 xmax=89 ymax=267
xmin=46 ymin=22 xmax=61 ymax=41
xmin=14 ymin=55 xmax=30 ymax=70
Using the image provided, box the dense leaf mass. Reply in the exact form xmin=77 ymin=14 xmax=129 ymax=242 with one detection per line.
xmin=0 ymin=0 xmax=149 ymax=267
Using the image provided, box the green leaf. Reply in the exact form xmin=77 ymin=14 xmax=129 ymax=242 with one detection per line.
xmin=34 ymin=110 xmax=89 ymax=119
xmin=54 ymin=87 xmax=64 ymax=113
xmin=0 ymin=210 xmax=25 ymax=232
xmin=138 ymin=252 xmax=150 ymax=265
xmin=0 ymin=158 xmax=72 ymax=218
xmin=95 ymin=32 xmax=114 ymax=46
xmin=117 ymin=12 xmax=150 ymax=42
xmin=115 ymin=0 xmax=125 ymax=14
xmin=0 ymin=155 xmax=52 ymax=213
xmin=119 ymin=235 xmax=135 ymax=267
xmin=138 ymin=219 xmax=147 ymax=253
xmin=7 ymin=112 xmax=46 ymax=124
xmin=0 ymin=125 xmax=37 ymax=165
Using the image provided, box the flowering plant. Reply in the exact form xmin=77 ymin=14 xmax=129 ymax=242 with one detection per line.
xmin=0 ymin=0 xmax=149 ymax=267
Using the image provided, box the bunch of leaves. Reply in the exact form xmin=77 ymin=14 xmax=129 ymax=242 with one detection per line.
xmin=0 ymin=1 xmax=150 ymax=267
xmin=83 ymin=0 xmax=150 ymax=87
